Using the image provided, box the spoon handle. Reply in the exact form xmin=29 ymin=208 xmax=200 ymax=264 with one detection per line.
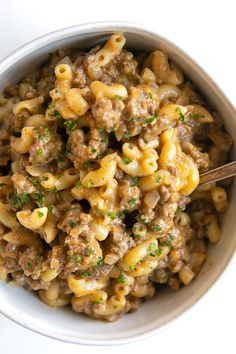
xmin=199 ymin=161 xmax=236 ymax=187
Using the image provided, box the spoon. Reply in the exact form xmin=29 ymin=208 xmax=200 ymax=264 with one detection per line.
xmin=199 ymin=161 xmax=236 ymax=187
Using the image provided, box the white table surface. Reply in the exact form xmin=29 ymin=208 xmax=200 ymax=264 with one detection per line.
xmin=0 ymin=0 xmax=235 ymax=353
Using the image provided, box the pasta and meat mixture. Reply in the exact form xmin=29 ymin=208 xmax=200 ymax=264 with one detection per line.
xmin=0 ymin=33 xmax=232 ymax=321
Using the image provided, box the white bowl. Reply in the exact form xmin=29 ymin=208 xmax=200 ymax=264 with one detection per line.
xmin=0 ymin=21 xmax=235 ymax=346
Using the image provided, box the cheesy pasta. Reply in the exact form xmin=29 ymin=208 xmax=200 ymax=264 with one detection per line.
xmin=0 ymin=33 xmax=232 ymax=322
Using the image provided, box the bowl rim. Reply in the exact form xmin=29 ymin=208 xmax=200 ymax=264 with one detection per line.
xmin=0 ymin=20 xmax=236 ymax=346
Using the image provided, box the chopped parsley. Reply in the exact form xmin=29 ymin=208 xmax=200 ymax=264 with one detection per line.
xmin=64 ymin=119 xmax=77 ymax=131
xmin=131 ymin=176 xmax=139 ymax=187
xmin=148 ymin=242 xmax=156 ymax=256
xmin=67 ymin=254 xmax=81 ymax=262
xmin=99 ymin=128 xmax=108 ymax=145
xmin=169 ymin=233 xmax=176 ymax=241
xmin=92 ymin=298 xmax=103 ymax=304
xmin=143 ymin=114 xmax=157 ymax=124
xmin=53 ymin=110 xmax=63 ymax=120
xmin=141 ymin=214 xmax=150 ymax=225
xmin=130 ymin=265 xmax=137 ymax=271
xmin=131 ymin=117 xmax=138 ymax=122
xmin=95 ymin=206 xmax=102 ymax=216
xmin=0 ymin=183 xmax=6 ymax=187
xmin=69 ymin=220 xmax=78 ymax=227
xmin=122 ymin=157 xmax=131 ymax=165
xmin=175 ymin=107 xmax=185 ymax=122
xmin=37 ymin=210 xmax=44 ymax=218
xmin=146 ymin=92 xmax=153 ymax=99
xmin=155 ymin=175 xmax=161 ymax=183
xmin=106 ymin=211 xmax=118 ymax=220
xmin=203 ymin=222 xmax=211 ymax=232
xmin=34 ymin=192 xmax=45 ymax=207
xmin=156 ymin=248 xmax=163 ymax=257
xmin=76 ymin=180 xmax=82 ymax=188
xmin=28 ymin=176 xmax=38 ymax=186
xmin=175 ymin=206 xmax=181 ymax=216
xmin=153 ymin=224 xmax=162 ymax=231
xmin=87 ymin=180 xmax=94 ymax=188
xmin=9 ymin=192 xmax=30 ymax=210
xmin=80 ymin=271 xmax=92 ymax=278
xmin=38 ymin=148 xmax=44 ymax=157
xmin=91 ymin=148 xmax=97 ymax=153
xmin=92 ymin=257 xmax=103 ymax=269
xmin=47 ymin=205 xmax=53 ymax=213
xmin=123 ymin=133 xmax=131 ymax=140
xmin=84 ymin=247 xmax=95 ymax=257
xmin=116 ymin=273 xmax=125 ymax=283
xmin=130 ymin=198 xmax=137 ymax=206
xmin=27 ymin=262 xmax=32 ymax=270
xmin=116 ymin=95 xmax=123 ymax=100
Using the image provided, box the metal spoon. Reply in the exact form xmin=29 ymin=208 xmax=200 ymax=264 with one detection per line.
xmin=199 ymin=161 xmax=236 ymax=187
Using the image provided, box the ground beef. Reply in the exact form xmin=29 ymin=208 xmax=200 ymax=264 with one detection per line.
xmin=0 ymin=141 xmax=10 ymax=165
xmin=29 ymin=126 xmax=63 ymax=165
xmin=18 ymin=247 xmax=44 ymax=278
xmin=126 ymin=85 xmax=159 ymax=118
xmin=74 ymin=66 xmax=87 ymax=88
xmin=104 ymin=225 xmax=134 ymax=260
xmin=119 ymin=181 xmax=141 ymax=211
xmin=182 ymin=141 xmax=210 ymax=170
xmin=11 ymin=172 xmax=37 ymax=194
xmin=37 ymin=77 xmax=55 ymax=98
xmin=68 ymin=128 xmax=108 ymax=169
xmin=92 ymin=96 xmax=125 ymax=132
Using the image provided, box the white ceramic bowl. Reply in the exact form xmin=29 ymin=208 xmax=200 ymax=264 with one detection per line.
xmin=0 ymin=21 xmax=235 ymax=346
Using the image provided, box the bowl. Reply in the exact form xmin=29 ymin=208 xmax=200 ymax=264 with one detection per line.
xmin=0 ymin=21 xmax=236 ymax=346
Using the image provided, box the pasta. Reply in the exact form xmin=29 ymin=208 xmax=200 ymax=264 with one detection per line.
xmin=0 ymin=33 xmax=232 ymax=322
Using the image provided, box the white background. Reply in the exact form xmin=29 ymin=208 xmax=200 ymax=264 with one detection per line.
xmin=0 ymin=0 xmax=235 ymax=353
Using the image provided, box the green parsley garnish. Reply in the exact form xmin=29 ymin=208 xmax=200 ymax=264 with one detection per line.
xmin=123 ymin=133 xmax=131 ymax=140
xmin=92 ymin=298 xmax=103 ymax=304
xmin=27 ymin=262 xmax=32 ymax=270
xmin=156 ymin=248 xmax=163 ymax=257
xmin=175 ymin=206 xmax=181 ymax=215
xmin=130 ymin=265 xmax=137 ymax=271
xmin=91 ymin=148 xmax=97 ymax=153
xmin=155 ymin=175 xmax=161 ymax=183
xmin=95 ymin=206 xmax=102 ymax=216
xmin=53 ymin=110 xmax=63 ymax=119
xmin=34 ymin=192 xmax=45 ymax=207
xmin=87 ymin=180 xmax=94 ymax=188
xmin=37 ymin=210 xmax=44 ymax=218
xmin=148 ymin=242 xmax=156 ymax=254
xmin=106 ymin=211 xmax=118 ymax=220
xmin=141 ymin=214 xmax=150 ymax=224
xmin=99 ymin=128 xmax=109 ymax=145
xmin=80 ymin=271 xmax=92 ymax=278
xmin=76 ymin=180 xmax=82 ymax=188
xmin=38 ymin=148 xmax=44 ymax=157
xmin=144 ymin=114 xmax=157 ymax=124
xmin=131 ymin=117 xmax=138 ymax=122
xmin=47 ymin=205 xmax=53 ymax=213
xmin=116 ymin=95 xmax=123 ymax=100
xmin=28 ymin=176 xmax=38 ymax=186
xmin=130 ymin=198 xmax=137 ymax=206
xmin=69 ymin=220 xmax=78 ymax=227
xmin=64 ymin=119 xmax=77 ymax=131
xmin=84 ymin=247 xmax=95 ymax=257
xmin=116 ymin=273 xmax=125 ymax=283
xmin=175 ymin=107 xmax=185 ymax=122
xmin=131 ymin=176 xmax=139 ymax=187
xmin=203 ymin=222 xmax=211 ymax=231
xmin=9 ymin=192 xmax=30 ymax=210
xmin=146 ymin=92 xmax=153 ymax=99
xmin=0 ymin=183 xmax=6 ymax=187
xmin=122 ymin=157 xmax=131 ymax=165
xmin=153 ymin=224 xmax=162 ymax=231
xmin=169 ymin=233 xmax=176 ymax=241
